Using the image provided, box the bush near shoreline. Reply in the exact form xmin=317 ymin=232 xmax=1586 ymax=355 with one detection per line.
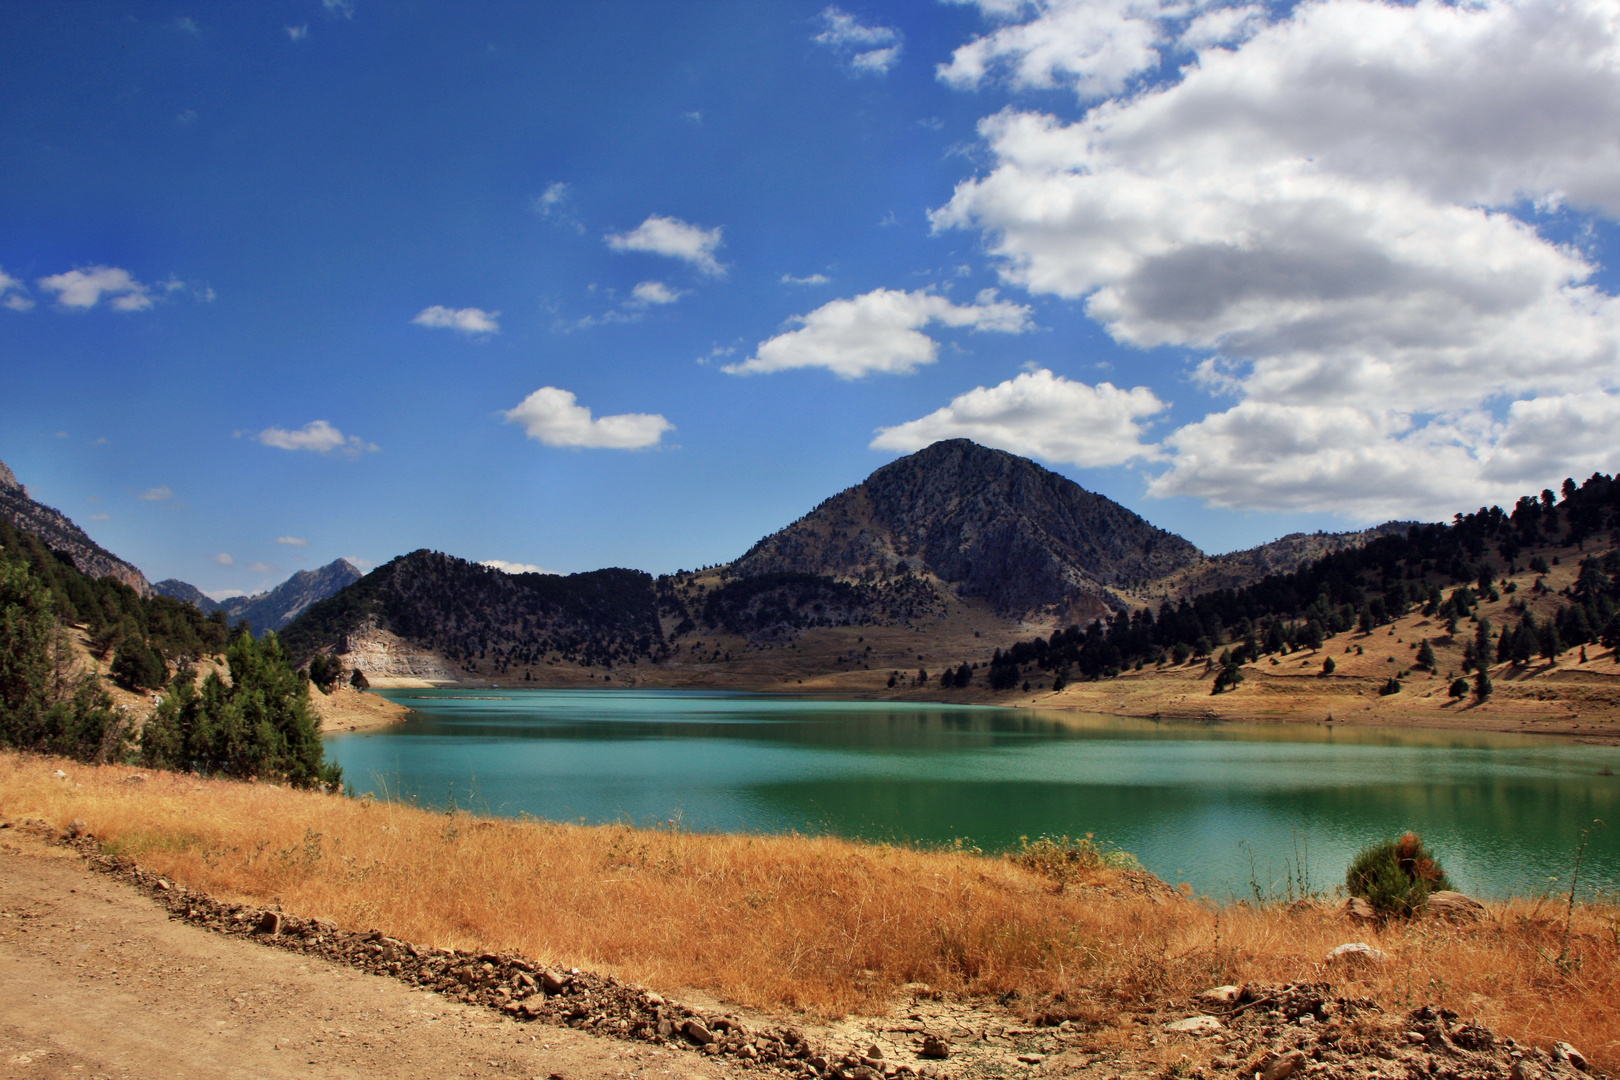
xmin=1 ymin=752 xmax=1615 ymax=1071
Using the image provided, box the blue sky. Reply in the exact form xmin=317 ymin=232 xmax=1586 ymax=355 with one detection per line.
xmin=4 ymin=1 xmax=1619 ymax=597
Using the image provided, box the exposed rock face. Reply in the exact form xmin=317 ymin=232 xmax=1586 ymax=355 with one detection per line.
xmin=212 ymin=559 xmax=362 ymax=635
xmin=0 ymin=458 xmax=151 ymax=595
xmin=730 ymin=440 xmax=1201 ymax=620
xmin=336 ymin=618 xmax=463 ymax=682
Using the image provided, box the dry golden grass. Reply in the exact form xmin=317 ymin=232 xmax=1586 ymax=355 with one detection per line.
xmin=4 ymin=751 xmax=1616 ymax=1068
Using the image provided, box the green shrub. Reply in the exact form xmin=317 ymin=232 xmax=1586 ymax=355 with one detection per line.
xmin=1011 ymin=834 xmax=1140 ymax=884
xmin=1346 ymin=831 xmax=1451 ymax=917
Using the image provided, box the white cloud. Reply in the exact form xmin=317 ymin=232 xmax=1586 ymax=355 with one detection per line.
xmin=87 ymin=513 xmax=110 ymax=522
xmin=37 ymin=266 xmax=154 ymax=311
xmin=629 ymin=281 xmax=682 ymax=306
xmin=248 ymin=561 xmax=277 ymax=575
xmin=255 ymin=420 xmax=379 ymax=458
xmin=213 ymin=552 xmax=234 ymax=565
xmin=139 ymin=486 xmax=174 ymax=502
xmin=815 ymin=7 xmax=903 ymax=75
xmin=873 ymin=368 xmax=1167 ymax=467
xmin=285 ymin=24 xmax=309 ymax=40
xmin=480 ymin=559 xmax=555 ymax=575
xmin=501 ymin=387 xmax=673 ymax=449
xmin=605 ymin=215 xmax=725 ymax=277
xmin=0 ymin=267 xmax=32 ymax=311
xmin=933 ymin=0 xmax=1620 ymax=519
xmin=724 ymin=288 xmax=1033 ymax=379
xmin=412 ymin=305 xmax=500 ymax=334
xmin=276 ymin=536 xmax=309 ymax=547
xmin=940 ymin=0 xmax=1179 ymax=100
xmin=531 ymin=181 xmax=583 ymax=233
xmin=322 ymin=0 xmax=354 ymax=18
xmin=176 ymin=16 xmax=200 ymax=35
xmin=781 ymin=273 xmax=831 ymax=286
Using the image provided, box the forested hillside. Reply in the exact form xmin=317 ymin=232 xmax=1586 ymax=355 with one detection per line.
xmin=984 ymin=473 xmax=1620 ymax=689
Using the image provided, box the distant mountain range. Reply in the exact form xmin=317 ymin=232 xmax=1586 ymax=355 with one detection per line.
xmin=153 ymin=559 xmax=362 ymax=635
xmin=0 ymin=445 xmax=1415 ymax=684
xmin=277 ymin=440 xmax=1406 ymax=682
xmin=0 ymin=460 xmax=151 ymax=595
xmin=0 ymin=456 xmax=359 ymax=635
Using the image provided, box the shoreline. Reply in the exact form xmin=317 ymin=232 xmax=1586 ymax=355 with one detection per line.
xmin=355 ymin=673 xmax=1620 ymax=747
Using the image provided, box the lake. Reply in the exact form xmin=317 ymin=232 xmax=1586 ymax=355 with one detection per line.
xmin=325 ymin=688 xmax=1620 ymax=900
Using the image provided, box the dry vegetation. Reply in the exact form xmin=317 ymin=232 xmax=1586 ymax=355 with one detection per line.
xmin=3 ymin=753 xmax=1617 ymax=1069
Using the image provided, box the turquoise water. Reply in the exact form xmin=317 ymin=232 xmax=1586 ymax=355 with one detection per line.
xmin=325 ymin=689 xmax=1620 ymax=900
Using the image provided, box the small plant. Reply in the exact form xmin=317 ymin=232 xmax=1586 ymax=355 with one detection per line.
xmin=1346 ymin=831 xmax=1451 ymax=917
xmin=1011 ymin=833 xmax=1140 ymax=885
xmin=1379 ymin=676 xmax=1401 ymax=696
xmin=1449 ymin=677 xmax=1469 ymax=698
xmin=1322 ymin=656 xmax=1336 ymax=675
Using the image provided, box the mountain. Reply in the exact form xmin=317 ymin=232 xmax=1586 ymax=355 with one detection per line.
xmin=152 ymin=578 xmax=221 ymax=612
xmin=0 ymin=458 xmax=151 ymax=595
xmin=281 ymin=440 xmax=1226 ymax=681
xmin=150 ymin=560 xmax=362 ymax=634
xmin=280 ymin=552 xmax=662 ymax=677
xmin=730 ymin=439 xmax=1201 ymax=621
xmin=213 ymin=559 xmax=363 ymax=635
xmin=1145 ymin=522 xmax=1421 ymax=603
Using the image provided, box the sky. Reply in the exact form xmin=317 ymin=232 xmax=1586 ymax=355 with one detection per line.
xmin=3 ymin=0 xmax=1620 ymax=597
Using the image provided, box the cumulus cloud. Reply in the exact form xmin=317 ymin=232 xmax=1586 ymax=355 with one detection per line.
xmin=254 ymin=420 xmax=379 ymax=458
xmin=213 ymin=552 xmax=233 ymax=565
xmin=138 ymin=486 xmax=174 ymax=502
xmin=724 ymin=288 xmax=1033 ymax=379
xmin=781 ymin=273 xmax=831 ymax=285
xmin=629 ymin=281 xmax=682 ymax=306
xmin=0 ymin=267 xmax=31 ymax=311
xmin=322 ymin=0 xmax=354 ymax=18
xmin=37 ymin=266 xmax=154 ymax=311
xmin=814 ymin=6 xmax=903 ymax=75
xmin=276 ymin=536 xmax=309 ymax=547
xmin=285 ymin=24 xmax=309 ymax=40
xmin=873 ymin=368 xmax=1167 ymax=467
xmin=247 ymin=561 xmax=277 ymax=575
xmin=480 ymin=559 xmax=555 ymax=575
xmin=412 ymin=305 xmax=499 ymax=334
xmin=933 ymin=0 xmax=1620 ymax=518
xmin=605 ymin=215 xmax=725 ymax=277
xmin=501 ymin=387 xmax=673 ymax=449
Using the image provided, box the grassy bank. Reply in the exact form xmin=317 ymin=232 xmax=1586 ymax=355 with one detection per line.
xmin=3 ymin=751 xmax=1616 ymax=1068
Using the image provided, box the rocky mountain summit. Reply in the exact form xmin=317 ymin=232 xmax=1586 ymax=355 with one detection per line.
xmin=0 ymin=458 xmax=150 ymax=595
xmin=156 ymin=559 xmax=362 ymax=635
xmin=731 ymin=440 xmax=1201 ymax=621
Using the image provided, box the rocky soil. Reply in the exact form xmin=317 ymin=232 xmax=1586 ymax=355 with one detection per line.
xmin=1 ymin=814 xmax=1605 ymax=1080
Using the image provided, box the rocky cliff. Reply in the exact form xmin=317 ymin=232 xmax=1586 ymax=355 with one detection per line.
xmin=729 ymin=440 xmax=1202 ymax=621
xmin=0 ymin=458 xmax=151 ymax=595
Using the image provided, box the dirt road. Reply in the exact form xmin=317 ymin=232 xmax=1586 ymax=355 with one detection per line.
xmin=0 ymin=841 xmax=740 ymax=1080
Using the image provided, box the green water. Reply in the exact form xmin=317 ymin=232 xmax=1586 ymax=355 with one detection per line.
xmin=326 ymin=689 xmax=1620 ymax=900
